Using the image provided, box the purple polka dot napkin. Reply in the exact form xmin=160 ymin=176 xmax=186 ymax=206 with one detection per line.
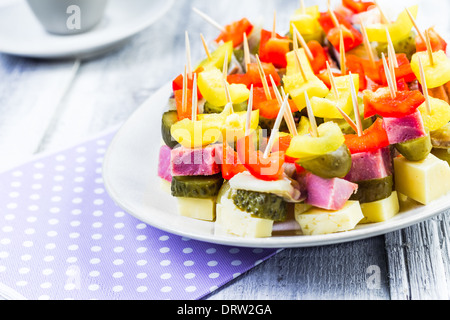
xmin=0 ymin=129 xmax=279 ymax=300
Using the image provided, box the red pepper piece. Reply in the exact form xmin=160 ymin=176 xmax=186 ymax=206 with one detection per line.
xmin=346 ymin=55 xmax=368 ymax=90
xmin=378 ymin=53 xmax=416 ymax=85
xmin=259 ymin=29 xmax=290 ymax=68
xmin=344 ymin=118 xmax=390 ymax=154
xmin=307 ymin=40 xmax=329 ymax=74
xmin=215 ymin=18 xmax=254 ymax=47
xmin=236 ymin=134 xmax=285 ymax=181
xmin=252 ymin=87 xmax=298 ymax=119
xmin=363 ymin=87 xmax=425 ymax=118
xmin=174 ymin=89 xmax=199 ymax=121
xmin=227 ymin=73 xmax=252 ymax=87
xmin=221 ymin=142 xmax=247 ymax=180
xmin=342 ymin=0 xmax=375 ymax=13
xmin=416 ymin=28 xmax=447 ymax=54
xmin=246 ymin=62 xmax=281 ymax=87
xmin=172 ymin=67 xmax=204 ymax=99
xmin=318 ymin=11 xmax=363 ymax=52
xmin=271 ymin=134 xmax=299 ymax=163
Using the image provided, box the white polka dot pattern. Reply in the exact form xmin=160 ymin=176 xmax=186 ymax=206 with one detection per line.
xmin=0 ymin=131 xmax=278 ymax=300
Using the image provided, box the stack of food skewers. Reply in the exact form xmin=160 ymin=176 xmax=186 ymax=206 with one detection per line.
xmin=158 ymin=0 xmax=450 ymax=238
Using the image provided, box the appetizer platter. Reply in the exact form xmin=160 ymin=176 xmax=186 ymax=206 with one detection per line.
xmin=104 ymin=0 xmax=450 ymax=248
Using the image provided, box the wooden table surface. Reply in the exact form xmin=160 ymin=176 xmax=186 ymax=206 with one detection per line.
xmin=1 ymin=0 xmax=449 ymax=300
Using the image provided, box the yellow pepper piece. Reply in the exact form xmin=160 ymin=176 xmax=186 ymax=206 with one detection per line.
xmin=309 ymin=74 xmax=360 ymax=119
xmin=171 ymin=104 xmax=234 ymax=148
xmin=289 ymin=6 xmax=322 ymax=37
xmin=365 ymin=5 xmax=418 ymax=43
xmin=411 ymin=51 xmax=450 ymax=89
xmin=198 ymin=67 xmax=250 ymax=107
xmin=285 ymin=49 xmax=315 ymax=77
xmin=196 ymin=41 xmax=233 ymax=72
xmin=286 ymin=121 xmax=345 ymax=160
xmin=297 ymin=116 xmax=311 ymax=136
xmin=418 ymin=96 xmax=450 ymax=132
xmin=283 ymin=73 xmax=329 ymax=111
xmin=170 ymin=118 xmax=223 ymax=149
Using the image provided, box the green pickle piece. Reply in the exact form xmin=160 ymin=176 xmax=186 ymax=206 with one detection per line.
xmin=171 ymin=174 xmax=224 ymax=199
xmin=232 ymin=189 xmax=288 ymax=222
xmin=298 ymin=144 xmax=352 ymax=179
xmin=350 ymin=176 xmax=394 ymax=204
xmin=395 ymin=134 xmax=432 ymax=162
xmin=376 ymin=31 xmax=417 ymax=60
xmin=161 ymin=111 xmax=180 ymax=149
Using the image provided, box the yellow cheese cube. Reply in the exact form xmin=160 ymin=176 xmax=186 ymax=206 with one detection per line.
xmin=295 ymin=201 xmax=364 ymax=236
xmin=360 ymin=192 xmax=400 ymax=224
xmin=394 ymin=154 xmax=450 ymax=205
xmin=177 ymin=197 xmax=216 ymax=222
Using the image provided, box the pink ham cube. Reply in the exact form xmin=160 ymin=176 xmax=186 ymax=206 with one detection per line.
xmin=171 ymin=144 xmax=221 ymax=176
xmin=158 ymin=145 xmax=172 ymax=182
xmin=345 ymin=147 xmax=392 ymax=182
xmin=305 ymin=173 xmax=358 ymax=211
xmin=383 ymin=110 xmax=427 ymax=145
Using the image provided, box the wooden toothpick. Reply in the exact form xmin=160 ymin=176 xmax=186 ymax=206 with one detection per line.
xmin=263 ymin=94 xmax=290 ymax=159
xmin=340 ymin=28 xmax=347 ymax=75
xmin=272 ymin=10 xmax=277 ymax=39
xmin=182 ymin=65 xmax=188 ymax=114
xmin=385 ymin=28 xmax=398 ymax=92
xmin=293 ymin=30 xmax=308 ymax=82
xmin=300 ymin=0 xmax=306 ymax=13
xmin=243 ymin=32 xmax=251 ymax=73
xmin=326 ymin=61 xmax=340 ymax=99
xmin=192 ymin=7 xmax=225 ymax=32
xmin=292 ymin=23 xmax=314 ymax=61
xmin=245 ymin=85 xmax=254 ymax=136
xmin=222 ymin=77 xmax=232 ymax=106
xmin=269 ymin=75 xmax=297 ymax=137
xmin=385 ymin=27 xmax=398 ymax=68
xmin=405 ymin=6 xmax=426 ymax=45
xmin=327 ymin=0 xmax=340 ymax=28
xmin=374 ymin=0 xmax=390 ymax=25
xmin=418 ymin=56 xmax=432 ymax=115
xmin=223 ymin=49 xmax=229 ymax=79
xmin=349 ymin=72 xmax=363 ymax=137
xmin=381 ymin=53 xmax=397 ymax=99
xmin=191 ymin=73 xmax=198 ymax=121
xmin=425 ymin=29 xmax=435 ymax=66
xmin=304 ymin=91 xmax=319 ymax=138
xmin=185 ymin=31 xmax=193 ymax=79
xmin=360 ymin=21 xmax=376 ymax=68
xmin=255 ymin=54 xmax=273 ymax=101
xmin=200 ymin=33 xmax=212 ymax=61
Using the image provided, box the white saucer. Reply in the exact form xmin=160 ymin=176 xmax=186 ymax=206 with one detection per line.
xmin=0 ymin=0 xmax=175 ymax=59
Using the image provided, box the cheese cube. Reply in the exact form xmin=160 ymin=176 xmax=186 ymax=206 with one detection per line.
xmin=177 ymin=197 xmax=216 ymax=222
xmin=360 ymin=191 xmax=400 ymax=224
xmin=295 ymin=201 xmax=364 ymax=235
xmin=215 ymin=203 xmax=274 ymax=238
xmin=214 ymin=183 xmax=273 ymax=238
xmin=394 ymin=154 xmax=450 ymax=205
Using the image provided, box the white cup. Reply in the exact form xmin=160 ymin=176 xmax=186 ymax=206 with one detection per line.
xmin=26 ymin=0 xmax=109 ymax=35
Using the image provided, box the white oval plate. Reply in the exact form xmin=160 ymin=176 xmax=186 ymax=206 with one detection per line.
xmin=103 ymin=83 xmax=450 ymax=248
xmin=0 ymin=0 xmax=174 ymax=59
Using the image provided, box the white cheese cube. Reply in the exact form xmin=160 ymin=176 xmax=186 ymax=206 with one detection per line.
xmin=394 ymin=154 xmax=450 ymax=205
xmin=295 ymin=201 xmax=364 ymax=236
xmin=177 ymin=197 xmax=216 ymax=222
xmin=214 ymin=183 xmax=273 ymax=238
xmin=360 ymin=191 xmax=400 ymax=224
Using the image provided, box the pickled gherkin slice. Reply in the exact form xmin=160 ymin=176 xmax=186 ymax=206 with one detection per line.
xmin=232 ymin=189 xmax=288 ymax=222
xmin=395 ymin=134 xmax=432 ymax=162
xmin=350 ymin=176 xmax=394 ymax=204
xmin=431 ymin=122 xmax=450 ymax=149
xmin=203 ymin=101 xmax=248 ymax=114
xmin=431 ymin=148 xmax=450 ymax=165
xmin=298 ymin=144 xmax=352 ymax=179
xmin=171 ymin=174 xmax=224 ymax=199
xmin=161 ymin=111 xmax=180 ymax=149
